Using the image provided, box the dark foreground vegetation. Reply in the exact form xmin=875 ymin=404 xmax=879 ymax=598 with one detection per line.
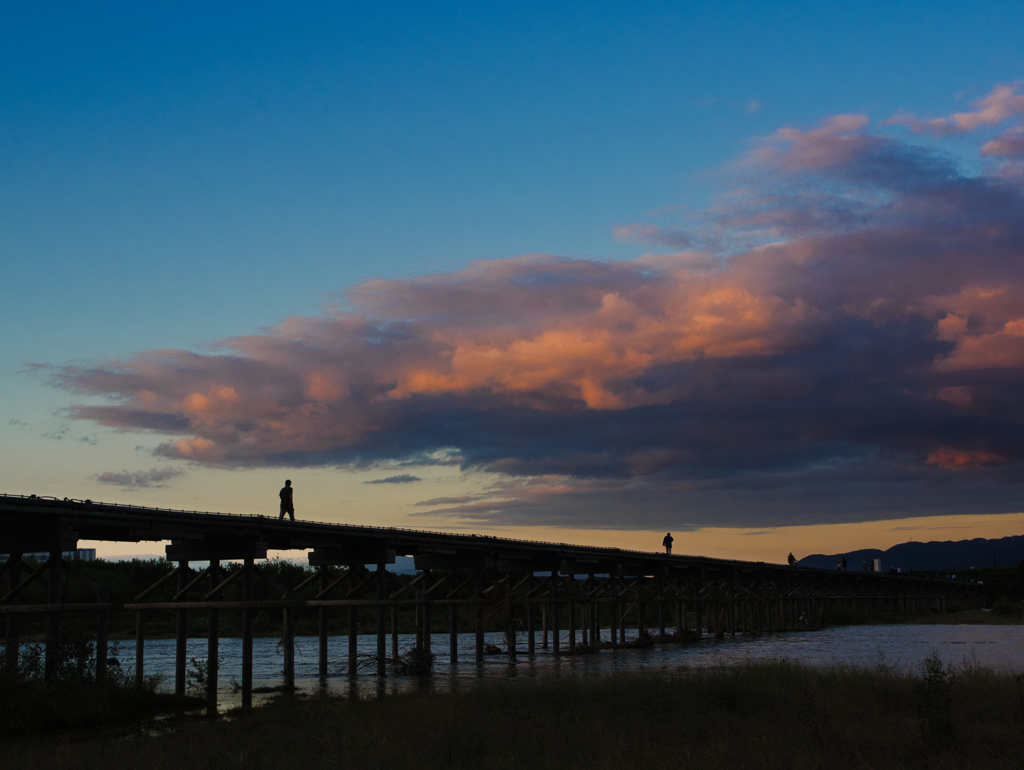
xmin=0 ymin=630 xmax=202 ymax=737
xmin=7 ymin=657 xmax=1024 ymax=770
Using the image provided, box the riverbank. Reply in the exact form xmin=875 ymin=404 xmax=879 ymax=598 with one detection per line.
xmin=825 ymin=606 xmax=1024 ymax=626
xmin=7 ymin=657 xmax=1024 ymax=769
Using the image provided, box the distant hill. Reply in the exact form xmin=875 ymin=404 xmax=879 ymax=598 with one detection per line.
xmin=797 ymin=534 xmax=1024 ymax=571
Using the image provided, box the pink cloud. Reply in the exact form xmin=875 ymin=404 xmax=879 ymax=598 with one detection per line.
xmin=982 ymin=126 xmax=1024 ymax=158
xmin=885 ymin=82 xmax=1024 ymax=136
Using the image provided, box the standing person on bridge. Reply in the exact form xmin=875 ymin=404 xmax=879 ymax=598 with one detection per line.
xmin=663 ymin=532 xmax=673 ymax=555
xmin=279 ymin=480 xmax=295 ymax=521
xmin=788 ymin=553 xmax=796 ymax=567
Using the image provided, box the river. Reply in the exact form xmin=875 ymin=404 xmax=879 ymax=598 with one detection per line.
xmin=99 ymin=623 xmax=1023 ymax=709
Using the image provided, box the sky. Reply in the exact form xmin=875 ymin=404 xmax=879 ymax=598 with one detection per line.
xmin=2 ymin=1 xmax=1024 ymax=562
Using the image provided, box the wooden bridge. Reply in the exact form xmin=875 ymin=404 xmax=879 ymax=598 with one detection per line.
xmin=0 ymin=493 xmax=982 ymax=713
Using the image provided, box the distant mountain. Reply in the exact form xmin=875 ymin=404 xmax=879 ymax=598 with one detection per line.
xmin=797 ymin=534 xmax=1024 ymax=571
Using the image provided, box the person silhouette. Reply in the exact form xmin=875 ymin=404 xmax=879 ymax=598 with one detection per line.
xmin=663 ymin=532 xmax=673 ymax=555
xmin=279 ymin=480 xmax=295 ymax=521
xmin=787 ymin=553 xmax=796 ymax=567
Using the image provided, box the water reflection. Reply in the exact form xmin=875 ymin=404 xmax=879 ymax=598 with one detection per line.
xmin=102 ymin=624 xmax=1024 ymax=710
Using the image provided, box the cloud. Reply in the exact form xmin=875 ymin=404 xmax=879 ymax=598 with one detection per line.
xmin=47 ymin=84 xmax=1024 ymax=529
xmin=982 ymin=126 xmax=1024 ymax=158
xmin=95 ymin=467 xmax=186 ymax=488
xmin=884 ymin=82 xmax=1024 ymax=135
xmin=365 ymin=474 xmax=422 ymax=484
xmin=613 ymin=223 xmax=693 ymax=249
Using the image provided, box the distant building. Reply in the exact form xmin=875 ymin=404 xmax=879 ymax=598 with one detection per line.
xmin=0 ymin=548 xmax=97 ymax=562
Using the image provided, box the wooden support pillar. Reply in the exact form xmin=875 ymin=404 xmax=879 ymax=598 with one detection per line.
xmin=96 ymin=589 xmax=109 ymax=683
xmin=283 ymin=589 xmax=295 ymax=689
xmin=581 ymin=602 xmax=589 ymax=648
xmin=541 ymin=602 xmax=548 ymax=649
xmin=729 ymin=576 xmax=736 ymax=638
xmin=658 ymin=599 xmax=666 ymax=638
xmin=504 ymin=573 xmax=515 ymax=663
xmin=348 ymin=604 xmax=358 ymax=675
xmin=474 ymin=569 xmax=484 ymax=665
xmin=175 ymin=561 xmax=188 ymax=696
xmin=5 ymin=554 xmax=21 ymax=674
xmin=44 ymin=552 xmax=62 ymax=682
xmin=318 ymin=571 xmax=329 ymax=679
xmin=551 ymin=572 xmax=560 ymax=655
xmin=242 ymin=558 xmax=254 ymax=708
xmin=207 ymin=560 xmax=220 ymax=717
xmin=135 ymin=609 xmax=145 ymax=687
xmin=391 ymin=605 xmax=399 ymax=661
xmin=423 ymin=597 xmax=432 ymax=656
xmin=568 ymin=591 xmax=576 ymax=652
xmin=610 ymin=595 xmax=618 ymax=645
xmin=526 ymin=576 xmax=536 ymax=657
xmin=448 ymin=572 xmax=458 ymax=666
xmin=377 ymin=564 xmax=387 ymax=677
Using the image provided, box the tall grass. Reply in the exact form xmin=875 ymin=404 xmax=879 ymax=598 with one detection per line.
xmin=7 ymin=655 xmax=1024 ymax=769
xmin=0 ymin=629 xmax=197 ymax=736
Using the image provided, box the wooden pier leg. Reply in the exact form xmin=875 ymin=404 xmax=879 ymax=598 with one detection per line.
xmin=207 ymin=607 xmax=219 ymax=716
xmin=658 ymin=600 xmax=666 ymax=639
xmin=318 ymin=571 xmax=329 ymax=679
xmin=475 ymin=569 xmax=484 ymax=665
xmin=207 ymin=560 xmax=220 ymax=717
xmin=527 ymin=576 xmax=535 ymax=657
xmin=242 ymin=557 xmax=254 ymax=708
xmin=44 ymin=552 xmax=62 ymax=682
xmin=283 ymin=600 xmax=295 ymax=689
xmin=391 ymin=605 xmax=398 ymax=661
xmin=448 ymin=573 xmax=458 ymax=666
xmin=175 ymin=561 xmax=188 ymax=696
xmin=348 ymin=604 xmax=358 ymax=676
xmin=568 ymin=595 xmax=576 ymax=652
xmin=5 ymin=554 xmax=21 ymax=675
xmin=541 ymin=602 xmax=548 ymax=649
xmin=96 ymin=590 xmax=109 ymax=683
xmin=551 ymin=572 xmax=560 ymax=655
xmin=135 ymin=609 xmax=144 ymax=687
xmin=580 ymin=602 xmax=588 ymax=648
xmin=424 ymin=599 xmax=432 ymax=656
xmin=606 ymin=593 xmax=614 ymax=643
xmin=377 ymin=564 xmax=387 ymax=677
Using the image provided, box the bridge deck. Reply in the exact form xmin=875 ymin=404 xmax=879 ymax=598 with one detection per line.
xmin=0 ymin=493 xmax=939 ymax=582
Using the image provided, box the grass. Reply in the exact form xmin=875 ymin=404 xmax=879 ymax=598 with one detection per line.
xmin=0 ymin=632 xmax=204 ymax=738
xmin=7 ymin=656 xmax=1024 ymax=770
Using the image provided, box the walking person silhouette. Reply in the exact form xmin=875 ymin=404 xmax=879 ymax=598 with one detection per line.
xmin=279 ymin=479 xmax=295 ymax=521
xmin=663 ymin=532 xmax=673 ymax=555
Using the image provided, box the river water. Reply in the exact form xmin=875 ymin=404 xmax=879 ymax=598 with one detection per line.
xmin=100 ymin=624 xmax=1023 ymax=709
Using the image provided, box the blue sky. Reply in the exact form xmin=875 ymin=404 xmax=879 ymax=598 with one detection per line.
xmin=3 ymin=2 xmax=1024 ymax=559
